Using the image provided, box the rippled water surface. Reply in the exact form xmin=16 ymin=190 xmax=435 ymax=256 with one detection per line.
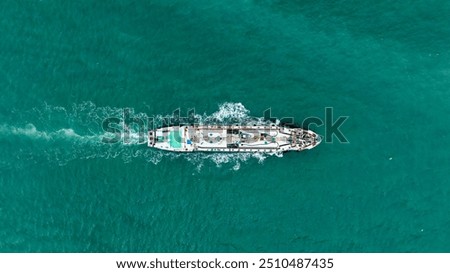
xmin=0 ymin=1 xmax=449 ymax=252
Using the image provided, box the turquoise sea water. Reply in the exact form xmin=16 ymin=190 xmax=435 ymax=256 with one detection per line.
xmin=1 ymin=1 xmax=449 ymax=252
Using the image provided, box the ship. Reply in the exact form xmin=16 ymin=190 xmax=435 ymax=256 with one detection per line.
xmin=148 ymin=124 xmax=321 ymax=153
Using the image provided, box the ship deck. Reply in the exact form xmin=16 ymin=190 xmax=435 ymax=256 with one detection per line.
xmin=149 ymin=125 xmax=320 ymax=153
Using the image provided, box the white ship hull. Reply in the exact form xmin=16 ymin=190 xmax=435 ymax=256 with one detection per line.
xmin=148 ymin=125 xmax=321 ymax=153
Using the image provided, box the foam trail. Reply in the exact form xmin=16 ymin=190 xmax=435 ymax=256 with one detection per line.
xmin=0 ymin=123 xmax=111 ymax=145
xmin=207 ymin=102 xmax=250 ymax=122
